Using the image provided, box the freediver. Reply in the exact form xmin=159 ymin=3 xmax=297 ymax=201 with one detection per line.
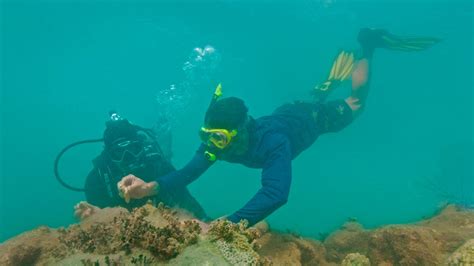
xmin=115 ymin=28 xmax=440 ymax=227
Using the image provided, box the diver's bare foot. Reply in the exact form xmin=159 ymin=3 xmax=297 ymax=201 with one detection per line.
xmin=74 ymin=201 xmax=100 ymax=221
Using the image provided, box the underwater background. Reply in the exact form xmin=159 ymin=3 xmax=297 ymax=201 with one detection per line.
xmin=1 ymin=0 xmax=472 ymax=242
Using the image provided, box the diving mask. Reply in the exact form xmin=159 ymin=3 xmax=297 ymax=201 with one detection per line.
xmin=109 ymin=138 xmax=144 ymax=163
xmin=199 ymin=127 xmax=237 ymax=149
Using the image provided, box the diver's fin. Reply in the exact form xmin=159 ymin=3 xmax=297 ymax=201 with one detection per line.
xmin=358 ymin=28 xmax=441 ymax=55
xmin=380 ymin=34 xmax=441 ymax=51
xmin=328 ymin=50 xmax=355 ymax=81
xmin=314 ymin=50 xmax=355 ymax=100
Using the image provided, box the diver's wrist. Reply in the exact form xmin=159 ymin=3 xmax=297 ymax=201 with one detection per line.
xmin=146 ymin=181 xmax=159 ymax=196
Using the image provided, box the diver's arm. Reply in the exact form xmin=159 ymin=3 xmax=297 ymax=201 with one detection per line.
xmin=157 ymin=144 xmax=214 ymax=191
xmin=227 ymin=135 xmax=292 ymax=226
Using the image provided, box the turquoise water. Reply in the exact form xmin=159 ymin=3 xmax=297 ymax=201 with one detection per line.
xmin=1 ymin=0 xmax=472 ymax=242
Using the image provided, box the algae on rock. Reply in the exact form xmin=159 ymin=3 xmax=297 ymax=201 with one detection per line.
xmin=446 ymin=239 xmax=474 ymax=265
xmin=341 ymin=253 xmax=371 ymax=266
xmin=208 ymin=219 xmax=266 ymax=265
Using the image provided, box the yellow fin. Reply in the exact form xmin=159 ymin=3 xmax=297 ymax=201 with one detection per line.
xmin=329 ymin=51 xmax=355 ymax=81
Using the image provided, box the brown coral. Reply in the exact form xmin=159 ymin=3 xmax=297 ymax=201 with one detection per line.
xmin=341 ymin=253 xmax=371 ymax=266
xmin=0 ymin=226 xmax=61 ymax=266
xmin=59 ymin=202 xmax=201 ymax=261
xmin=446 ymin=239 xmax=474 ymax=265
xmin=1 ymin=204 xmax=473 ymax=265
xmin=255 ymin=205 xmax=474 ymax=265
xmin=257 ymin=233 xmax=328 ymax=266
xmin=324 ymin=221 xmax=370 ymax=262
xmin=367 ymin=226 xmax=443 ymax=265
xmin=208 ymin=219 xmax=265 ymax=265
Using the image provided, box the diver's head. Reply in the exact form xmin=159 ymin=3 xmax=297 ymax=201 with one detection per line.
xmin=200 ymin=97 xmax=250 ymax=153
xmin=204 ymin=97 xmax=248 ymax=130
xmin=103 ymin=116 xmax=160 ymax=174
xmin=104 ymin=119 xmax=144 ymax=172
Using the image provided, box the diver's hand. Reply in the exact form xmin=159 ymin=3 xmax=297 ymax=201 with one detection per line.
xmin=117 ymin=174 xmax=158 ymax=203
xmin=74 ymin=201 xmax=100 ymax=221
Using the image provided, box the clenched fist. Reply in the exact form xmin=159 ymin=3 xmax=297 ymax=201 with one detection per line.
xmin=117 ymin=174 xmax=158 ymax=203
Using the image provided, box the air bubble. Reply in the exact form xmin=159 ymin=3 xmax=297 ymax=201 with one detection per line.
xmin=156 ymin=45 xmax=221 ymax=130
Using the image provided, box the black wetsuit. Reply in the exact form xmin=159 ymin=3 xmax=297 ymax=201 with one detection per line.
xmin=84 ymin=152 xmax=208 ymax=220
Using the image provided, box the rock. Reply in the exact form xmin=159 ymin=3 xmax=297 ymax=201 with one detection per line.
xmin=341 ymin=253 xmax=371 ymax=266
xmin=0 ymin=244 xmax=42 ymax=266
xmin=169 ymin=239 xmax=231 ymax=265
xmin=207 ymin=219 xmax=262 ymax=265
xmin=446 ymin=239 xmax=474 ymax=265
xmin=256 ymin=233 xmax=330 ymax=266
xmin=367 ymin=226 xmax=442 ymax=265
xmin=0 ymin=204 xmax=473 ymax=266
xmin=0 ymin=227 xmax=61 ymax=266
xmin=324 ymin=222 xmax=370 ymax=262
xmin=257 ymin=234 xmax=302 ymax=265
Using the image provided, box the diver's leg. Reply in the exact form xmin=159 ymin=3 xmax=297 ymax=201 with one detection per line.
xmin=345 ymin=29 xmax=376 ymax=117
xmin=346 ymin=28 xmax=440 ymax=118
xmin=345 ymin=57 xmax=371 ymax=117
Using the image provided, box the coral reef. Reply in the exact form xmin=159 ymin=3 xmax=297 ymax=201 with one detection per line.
xmin=324 ymin=221 xmax=370 ymax=262
xmin=0 ymin=202 xmax=202 ymax=265
xmin=168 ymin=239 xmax=232 ymax=265
xmin=366 ymin=226 xmax=441 ymax=265
xmin=1 ymin=204 xmax=473 ymax=266
xmin=58 ymin=202 xmax=201 ymax=260
xmin=208 ymin=219 xmax=266 ymax=265
xmin=256 ymin=233 xmax=328 ymax=265
xmin=0 ymin=226 xmax=61 ymax=265
xmin=258 ymin=205 xmax=474 ymax=265
xmin=341 ymin=253 xmax=371 ymax=266
xmin=446 ymin=239 xmax=474 ymax=265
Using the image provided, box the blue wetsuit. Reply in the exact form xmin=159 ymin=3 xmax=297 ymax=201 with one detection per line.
xmin=158 ymin=100 xmax=353 ymax=226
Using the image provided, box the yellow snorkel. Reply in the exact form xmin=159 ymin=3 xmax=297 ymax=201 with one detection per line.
xmin=210 ymin=83 xmax=223 ymax=106
xmin=201 ymin=83 xmax=227 ymax=161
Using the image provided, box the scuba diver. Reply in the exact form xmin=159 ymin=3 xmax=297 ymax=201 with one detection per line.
xmin=54 ymin=112 xmax=208 ymax=220
xmin=115 ymin=28 xmax=440 ymax=227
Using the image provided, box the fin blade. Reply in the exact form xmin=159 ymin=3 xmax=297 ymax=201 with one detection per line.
xmin=333 ymin=52 xmax=344 ymax=79
xmin=382 ymin=35 xmax=441 ymax=51
xmin=339 ymin=52 xmax=355 ymax=79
